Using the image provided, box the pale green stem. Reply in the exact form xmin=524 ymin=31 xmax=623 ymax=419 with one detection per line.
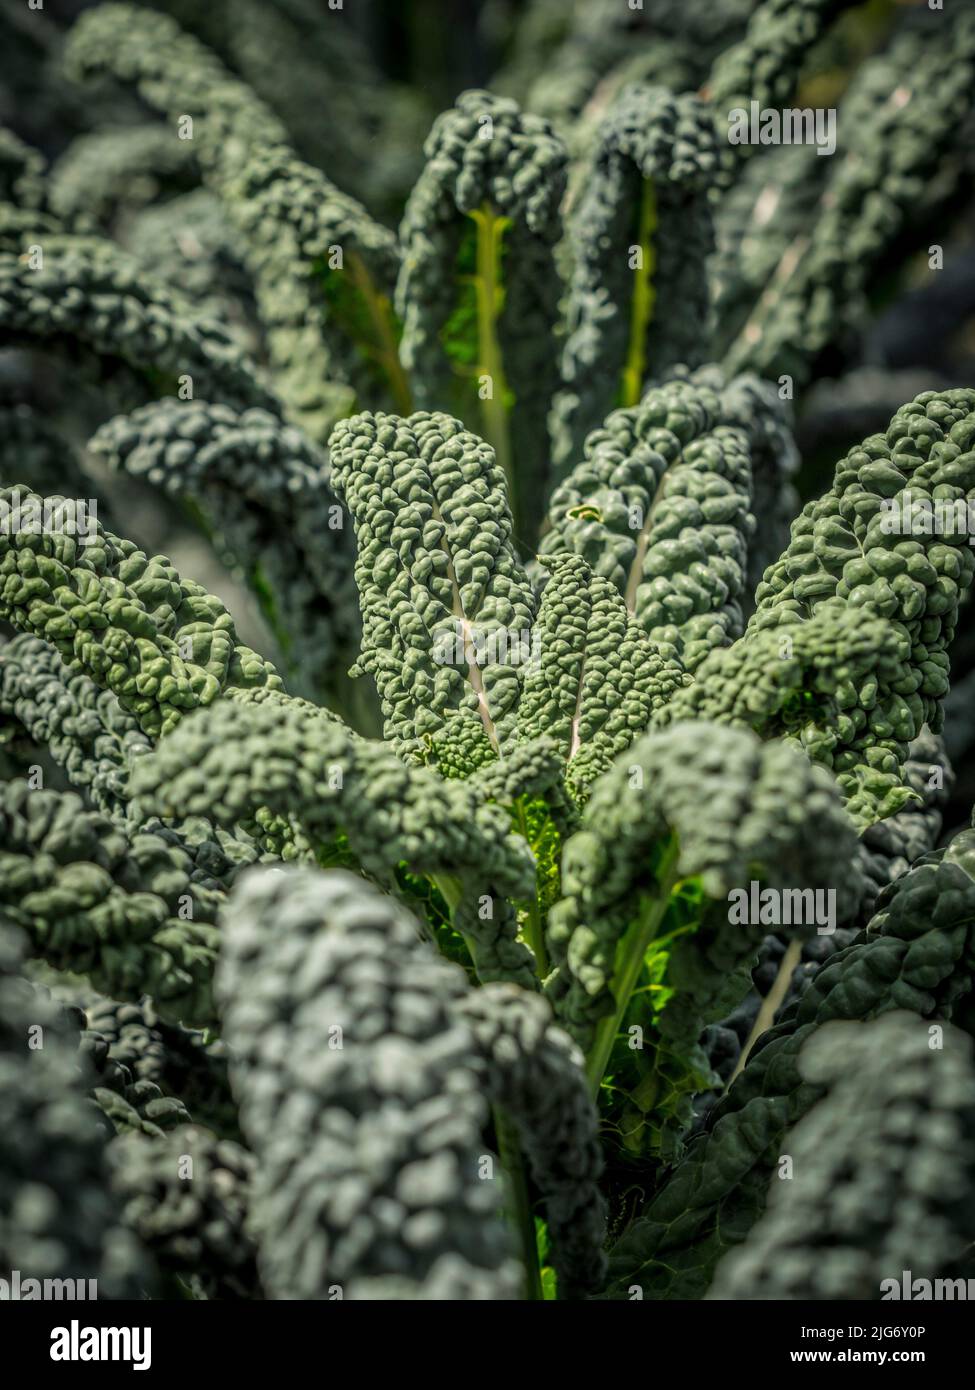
xmin=495 ymin=1105 xmax=543 ymax=1301
xmin=726 ymin=936 xmax=802 ymax=1089
xmin=434 ymin=870 xmax=542 ymax=1296
xmin=619 ymin=176 xmax=658 ymax=409
xmin=514 ymin=798 xmax=548 ymax=979
xmin=470 ymin=202 xmax=516 ymax=517
xmin=431 ymin=871 xmax=464 ymax=916
xmin=585 ymin=837 xmax=681 ymax=1097
xmin=346 ymin=249 xmax=414 ymax=414
xmin=429 ymin=870 xmax=487 ymax=975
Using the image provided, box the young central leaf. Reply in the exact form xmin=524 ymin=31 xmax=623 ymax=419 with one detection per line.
xmin=441 ymin=203 xmax=517 ymax=509
xmin=396 ymin=90 xmax=567 ymax=537
xmin=552 ymin=84 xmax=720 ymax=469
xmin=619 ymin=177 xmax=658 ymax=410
xmin=328 ymin=409 xmax=537 ymax=760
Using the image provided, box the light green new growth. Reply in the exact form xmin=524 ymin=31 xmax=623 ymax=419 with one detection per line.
xmin=546 ymin=721 xmax=862 ymax=1138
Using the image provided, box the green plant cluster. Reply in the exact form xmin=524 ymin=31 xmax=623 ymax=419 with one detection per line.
xmin=1 ymin=0 xmax=975 ymax=1302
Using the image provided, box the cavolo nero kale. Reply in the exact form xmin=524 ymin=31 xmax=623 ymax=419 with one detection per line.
xmin=1 ymin=0 xmax=975 ymax=1303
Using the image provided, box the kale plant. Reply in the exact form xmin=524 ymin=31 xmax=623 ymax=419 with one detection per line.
xmin=2 ymin=0 xmax=975 ymax=1302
